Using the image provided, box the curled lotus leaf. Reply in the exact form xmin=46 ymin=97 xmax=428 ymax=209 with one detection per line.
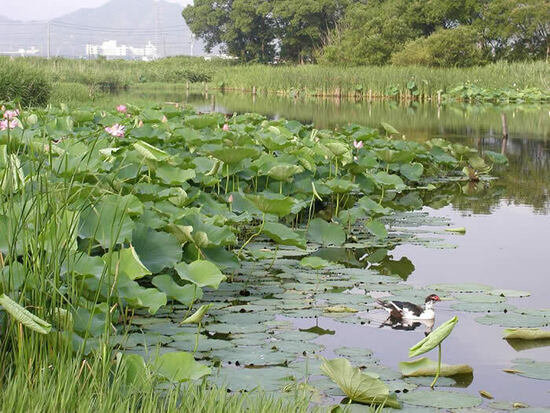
xmin=409 ymin=317 xmax=458 ymax=358
xmin=399 ymin=357 xmax=473 ymax=377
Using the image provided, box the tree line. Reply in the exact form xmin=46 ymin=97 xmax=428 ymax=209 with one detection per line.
xmin=182 ymin=0 xmax=549 ymax=67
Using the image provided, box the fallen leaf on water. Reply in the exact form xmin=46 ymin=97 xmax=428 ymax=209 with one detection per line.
xmin=479 ymin=390 xmax=494 ymax=399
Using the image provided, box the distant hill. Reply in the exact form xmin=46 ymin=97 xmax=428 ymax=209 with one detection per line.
xmin=0 ymin=0 xmax=204 ymax=58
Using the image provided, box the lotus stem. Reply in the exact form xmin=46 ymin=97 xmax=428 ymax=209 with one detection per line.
xmin=193 ymin=321 xmax=201 ymax=354
xmin=237 ymin=213 xmax=265 ymax=258
xmin=430 ymin=343 xmax=442 ymax=389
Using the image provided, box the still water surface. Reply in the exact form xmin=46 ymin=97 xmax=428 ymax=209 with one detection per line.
xmin=125 ymin=88 xmax=550 ymax=405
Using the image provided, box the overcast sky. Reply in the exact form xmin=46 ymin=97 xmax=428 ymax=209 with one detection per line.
xmin=0 ymin=0 xmax=192 ymax=21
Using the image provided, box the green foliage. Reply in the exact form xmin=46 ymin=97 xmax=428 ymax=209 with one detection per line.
xmin=0 ymin=59 xmax=51 ymax=106
xmin=392 ymin=26 xmax=487 ymax=67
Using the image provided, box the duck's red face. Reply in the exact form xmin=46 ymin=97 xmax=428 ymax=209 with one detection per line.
xmin=427 ymin=294 xmax=441 ymax=302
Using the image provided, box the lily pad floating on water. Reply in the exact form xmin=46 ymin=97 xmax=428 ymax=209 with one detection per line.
xmin=444 ymin=227 xmax=466 ymax=234
xmin=506 ymin=359 xmax=550 ymax=380
xmin=320 ymin=358 xmax=401 ymax=408
xmin=209 ymin=366 xmax=295 ymax=392
xmin=503 ymin=328 xmax=550 ymax=340
xmin=476 ymin=313 xmax=550 ymax=328
xmin=489 ymin=289 xmax=531 ymax=298
xmin=399 ymin=357 xmax=473 ymax=377
xmin=398 ymin=389 xmax=482 ymax=409
xmin=427 ymin=283 xmax=492 ymax=293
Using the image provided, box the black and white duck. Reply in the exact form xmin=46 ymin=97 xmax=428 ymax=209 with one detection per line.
xmin=376 ymin=294 xmax=441 ymax=321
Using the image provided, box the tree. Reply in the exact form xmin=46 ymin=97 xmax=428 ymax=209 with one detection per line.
xmin=182 ymin=0 xmax=277 ymax=62
xmin=391 ymin=26 xmax=487 ymax=67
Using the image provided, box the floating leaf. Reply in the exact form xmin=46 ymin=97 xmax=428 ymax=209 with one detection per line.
xmin=399 ymin=357 xmax=472 ymax=377
xmin=366 ymin=220 xmax=387 ymax=239
xmin=507 ymin=359 xmax=550 ymax=380
xmin=399 ymin=390 xmax=481 ymax=408
xmin=324 ymin=306 xmax=358 ymax=313
xmin=444 ymin=227 xmax=466 ymax=234
xmin=300 ymin=256 xmax=331 ymax=270
xmin=503 ymin=328 xmax=550 ymax=340
xmin=320 ymin=358 xmax=401 ymax=408
xmin=476 ymin=313 xmax=549 ymax=328
xmin=489 ymin=289 xmax=530 ymax=298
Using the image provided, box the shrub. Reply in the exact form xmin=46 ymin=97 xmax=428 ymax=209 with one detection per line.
xmin=391 ymin=26 xmax=487 ymax=68
xmin=0 ymin=58 xmax=51 ymax=106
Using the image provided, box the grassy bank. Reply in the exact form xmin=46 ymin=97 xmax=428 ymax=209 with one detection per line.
xmin=2 ymin=57 xmax=550 ymax=105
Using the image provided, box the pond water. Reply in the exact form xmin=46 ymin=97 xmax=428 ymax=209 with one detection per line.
xmin=123 ymin=88 xmax=550 ymax=406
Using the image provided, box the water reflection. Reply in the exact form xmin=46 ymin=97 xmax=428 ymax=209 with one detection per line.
xmin=379 ymin=315 xmax=434 ymax=335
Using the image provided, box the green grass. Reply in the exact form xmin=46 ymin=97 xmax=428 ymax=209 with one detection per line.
xmin=4 ymin=57 xmax=550 ymax=105
xmin=0 ymin=59 xmax=51 ymax=106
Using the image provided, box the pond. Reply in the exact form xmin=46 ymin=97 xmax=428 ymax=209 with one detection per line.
xmin=122 ymin=87 xmax=550 ymax=407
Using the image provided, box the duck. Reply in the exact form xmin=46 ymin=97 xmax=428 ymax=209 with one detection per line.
xmin=376 ymin=294 xmax=441 ymax=321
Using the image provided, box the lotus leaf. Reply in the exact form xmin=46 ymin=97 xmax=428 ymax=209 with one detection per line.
xmin=267 ymin=164 xmax=304 ymax=182
xmin=132 ymin=225 xmax=182 ymax=273
xmin=399 ymin=357 xmax=472 ymax=377
xmin=320 ymin=358 xmax=401 ymax=408
xmin=399 ymin=389 xmax=481 ymax=408
xmin=307 ymin=218 xmax=346 ymax=246
xmin=262 ymin=222 xmax=306 ymax=249
xmin=155 ymin=165 xmax=195 ymax=185
xmin=209 ymin=146 xmax=260 ymax=164
xmin=133 ymin=141 xmax=170 ymax=161
xmin=153 ymin=351 xmax=211 ymax=382
xmin=180 ymin=304 xmax=212 ymax=324
xmin=105 ymin=246 xmax=151 ymax=280
xmin=489 ymin=289 xmax=531 ymax=298
xmin=476 ymin=313 xmax=549 ymax=328
xmin=152 ymin=274 xmax=201 ymax=305
xmin=300 ymin=256 xmax=331 ymax=270
xmin=400 ymin=163 xmax=424 ymax=181
xmin=366 ymin=220 xmax=388 ymax=239
xmin=246 ymin=193 xmax=295 ymax=217
xmin=503 ymin=328 xmax=550 ymax=340
xmin=507 ymin=359 xmax=550 ymax=380
xmin=122 ymin=354 xmax=148 ymax=387
xmin=175 ymin=260 xmax=226 ymax=289
xmin=0 ymin=293 xmax=51 ymax=334
xmin=409 ymin=317 xmax=458 ymax=357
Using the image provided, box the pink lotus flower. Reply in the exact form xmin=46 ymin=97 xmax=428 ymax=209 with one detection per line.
xmin=228 ymin=194 xmax=233 ymax=203
xmin=0 ymin=118 xmax=19 ymax=130
xmin=116 ymin=105 xmax=127 ymax=113
xmin=353 ymin=140 xmax=363 ymax=149
xmin=3 ymin=109 xmax=19 ymax=119
xmin=105 ymin=124 xmax=125 ymax=137
xmin=162 ymin=115 xmax=168 ymax=123
xmin=222 ymin=124 xmax=230 ymax=131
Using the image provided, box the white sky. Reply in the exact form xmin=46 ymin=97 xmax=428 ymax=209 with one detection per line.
xmin=0 ymin=0 xmax=192 ymax=21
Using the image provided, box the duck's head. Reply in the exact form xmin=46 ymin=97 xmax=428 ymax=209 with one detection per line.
xmin=425 ymin=294 xmax=441 ymax=305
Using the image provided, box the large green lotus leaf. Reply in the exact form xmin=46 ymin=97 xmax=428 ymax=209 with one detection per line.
xmin=262 ymin=222 xmax=306 ymax=249
xmin=155 ymin=165 xmax=195 ymax=185
xmin=267 ymin=164 xmax=303 ymax=181
xmin=209 ymin=146 xmax=260 ymax=164
xmin=0 ymin=262 xmax=26 ymax=292
xmin=179 ymin=213 xmax=236 ymax=247
xmin=201 ymin=246 xmax=240 ymax=271
xmin=300 ymin=256 xmax=331 ymax=270
xmin=152 ymin=274 xmax=201 ymax=305
xmin=450 ymin=301 xmax=512 ymax=313
xmin=400 ymin=163 xmax=424 ymax=182
xmin=372 ymin=171 xmax=406 ymax=191
xmin=507 ymin=359 xmax=550 ymax=380
xmin=184 ymin=114 xmax=220 ymax=129
xmin=122 ymin=354 xmax=148 ymax=387
xmin=174 ymin=260 xmax=226 ymax=289
xmin=79 ymin=196 xmax=134 ymax=248
xmin=399 ymin=357 xmax=473 ymax=377
xmin=132 ymin=225 xmax=182 ymax=273
xmin=133 ymin=141 xmax=170 ymax=161
xmin=307 ymin=218 xmax=346 ymax=246
xmin=73 ymin=306 xmax=107 ymax=337
xmin=358 ymin=196 xmax=393 ymax=216
xmin=72 ymin=253 xmax=106 ymax=279
xmin=475 ymin=313 xmax=549 ymax=328
xmin=453 ymin=293 xmax=505 ymax=303
xmin=409 ymin=317 xmax=458 ymax=358
xmin=104 ymin=246 xmax=151 ymax=280
xmin=366 ymin=219 xmax=388 ymax=239
xmin=324 ymin=142 xmax=350 ymax=158
xmin=320 ymin=358 xmax=401 ymax=408
xmin=246 ymin=193 xmax=295 ymax=217
xmin=325 ymin=178 xmax=357 ymax=194
xmin=429 ymin=146 xmax=458 ymax=165
xmin=117 ymin=277 xmax=167 ymax=315
xmin=503 ymin=328 xmax=550 ymax=340
xmin=399 ymin=390 xmax=481 ymax=408
xmin=153 ymin=351 xmax=211 ymax=382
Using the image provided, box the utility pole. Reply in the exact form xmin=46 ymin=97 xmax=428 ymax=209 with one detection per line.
xmin=47 ymin=21 xmax=51 ymax=58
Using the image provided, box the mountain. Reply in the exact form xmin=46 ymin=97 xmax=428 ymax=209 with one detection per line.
xmin=0 ymin=0 xmax=204 ymax=58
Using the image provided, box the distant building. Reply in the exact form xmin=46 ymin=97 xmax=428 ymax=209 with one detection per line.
xmin=85 ymin=40 xmax=157 ymax=60
xmin=0 ymin=46 xmax=39 ymax=57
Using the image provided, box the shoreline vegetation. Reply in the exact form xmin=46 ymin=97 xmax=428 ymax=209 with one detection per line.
xmin=1 ymin=57 xmax=549 ymax=106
